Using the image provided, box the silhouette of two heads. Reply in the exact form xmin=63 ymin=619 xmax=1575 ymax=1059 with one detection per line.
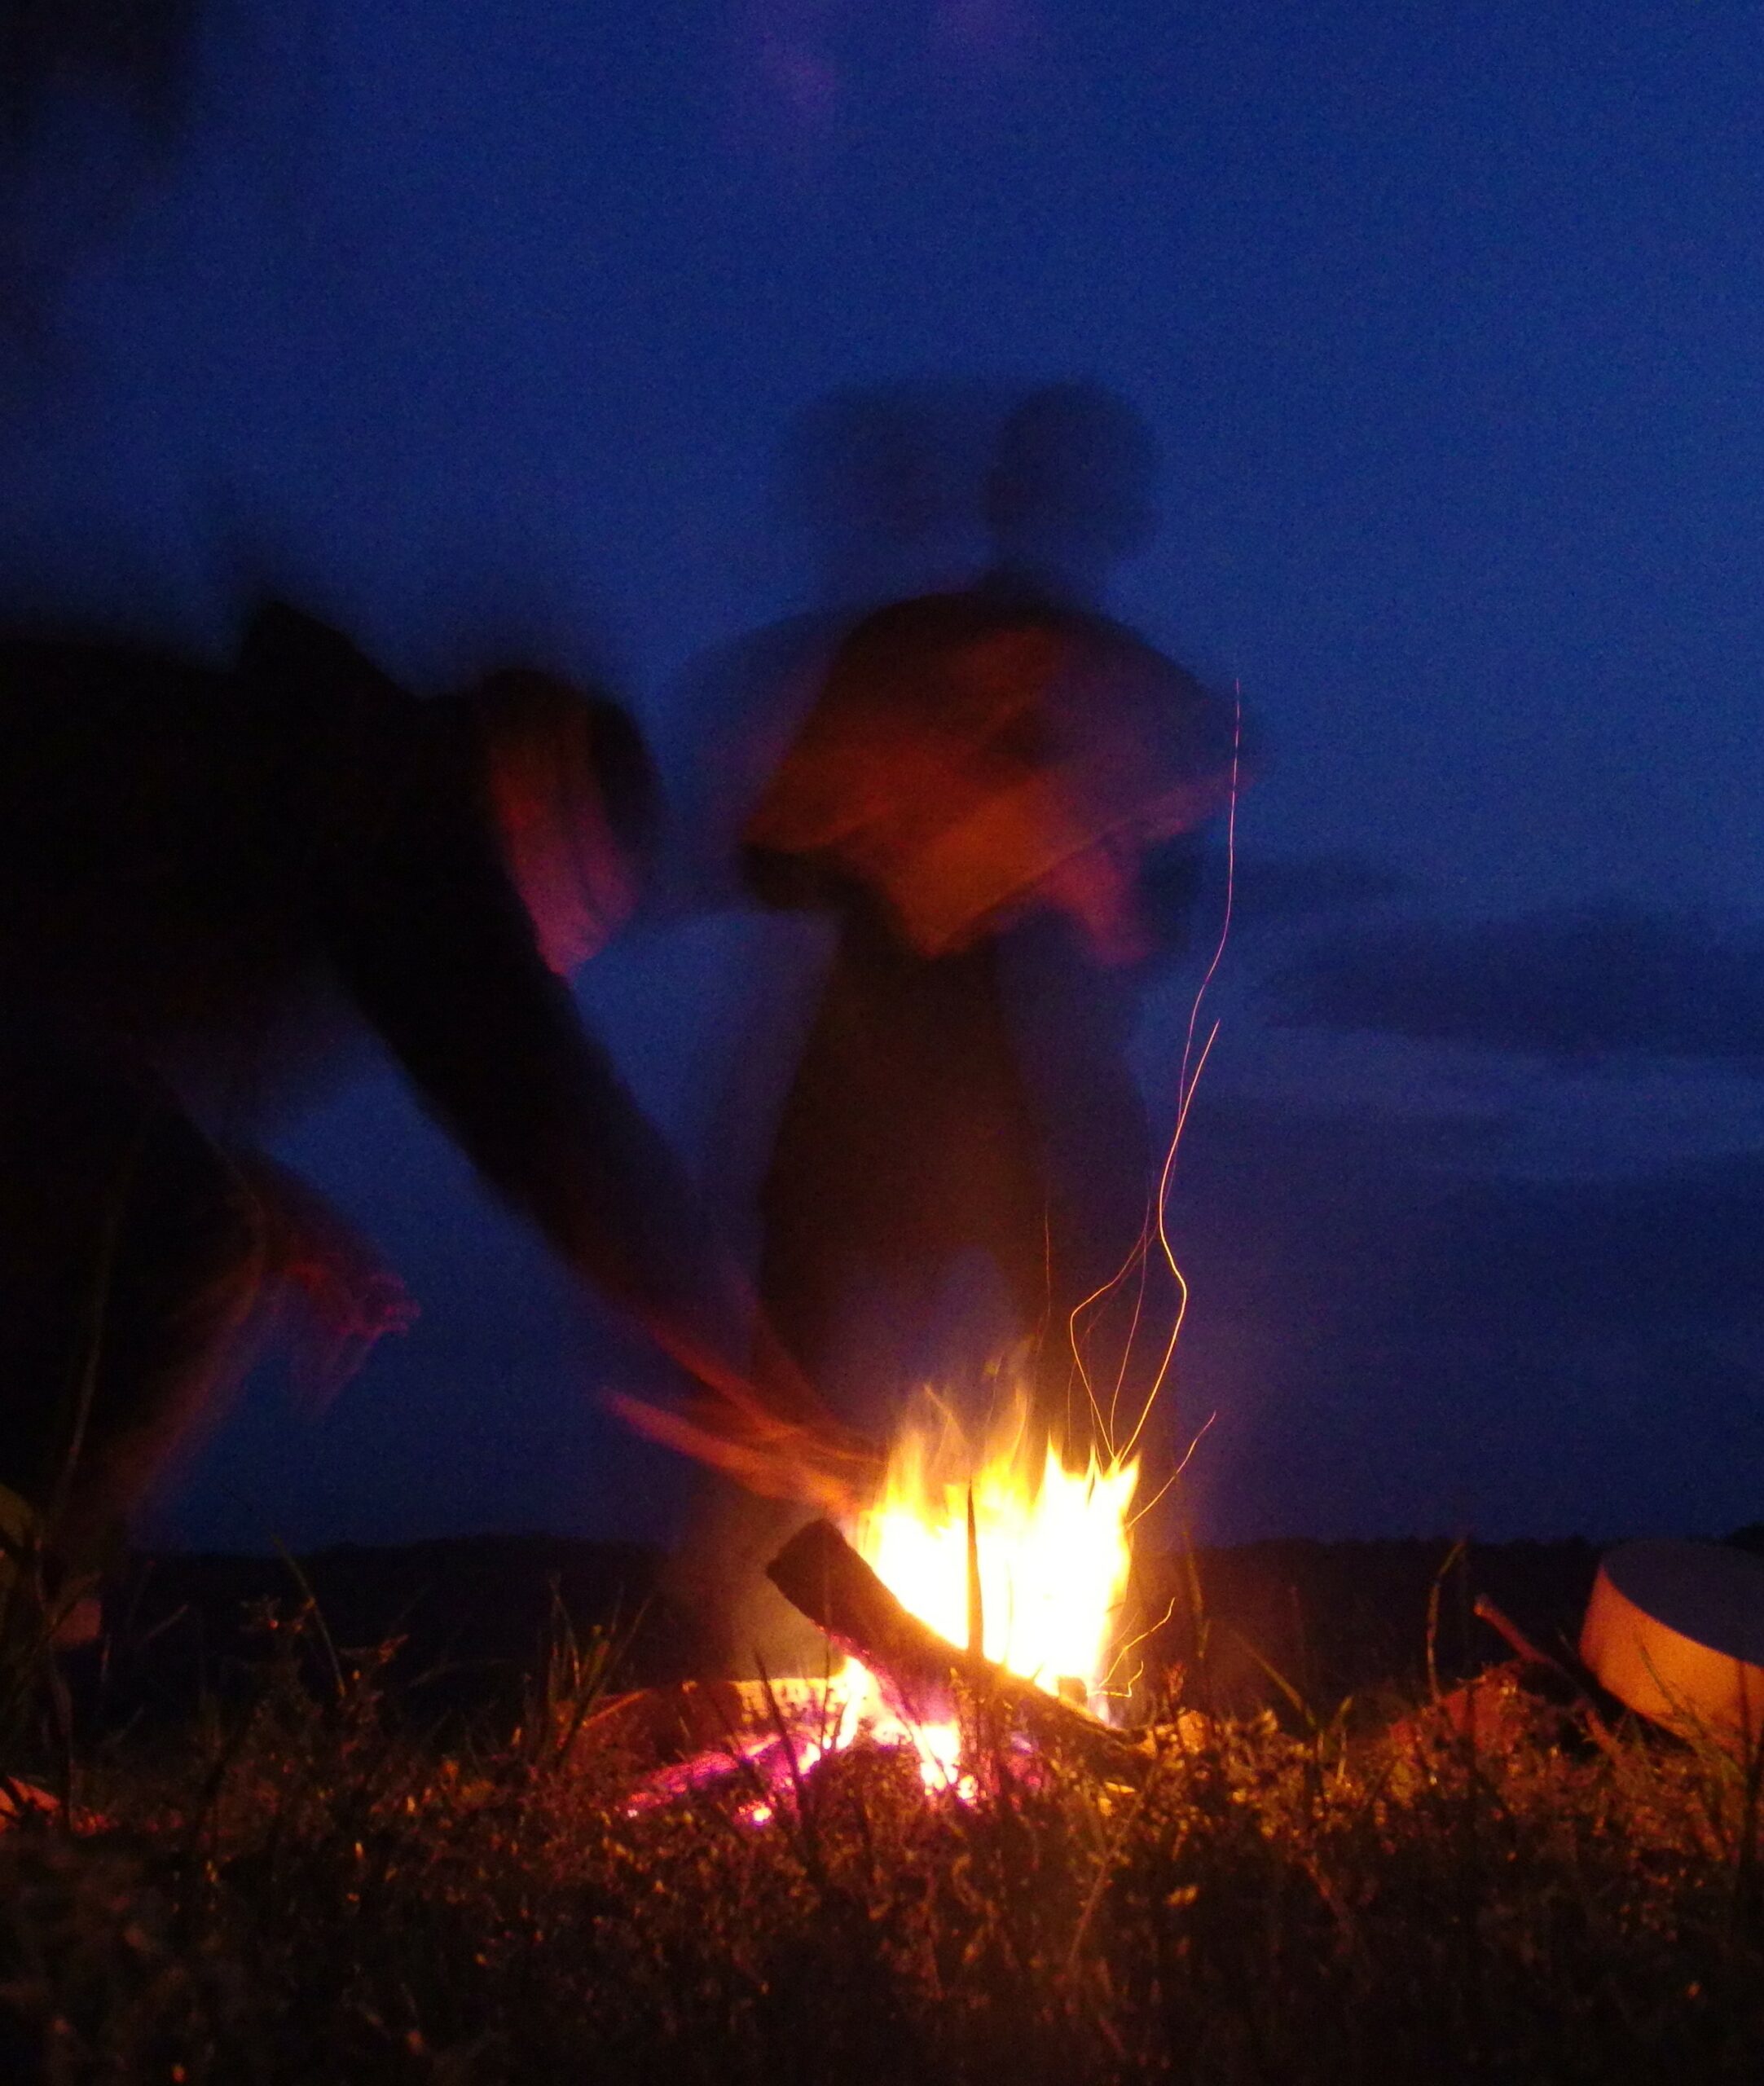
xmin=984 ymin=382 xmax=1159 ymax=589
xmin=781 ymin=377 xmax=1161 ymax=606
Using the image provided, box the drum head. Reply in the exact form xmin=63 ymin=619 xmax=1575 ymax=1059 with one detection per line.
xmin=1581 ymin=1538 xmax=1764 ymax=1744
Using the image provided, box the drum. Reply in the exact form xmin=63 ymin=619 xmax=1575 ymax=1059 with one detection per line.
xmin=1580 ymin=1538 xmax=1764 ymax=1745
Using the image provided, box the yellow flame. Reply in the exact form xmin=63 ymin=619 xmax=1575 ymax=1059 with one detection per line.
xmin=847 ymin=1389 xmax=1138 ymax=1725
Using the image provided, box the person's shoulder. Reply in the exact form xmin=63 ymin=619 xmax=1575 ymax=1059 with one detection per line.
xmin=1058 ymin=607 xmax=1214 ymax=697
xmin=838 ymin=589 xmax=997 ymax=650
xmin=237 ymin=601 xmax=404 ymax=699
xmin=824 ymin=589 xmax=1067 ymax=694
xmin=235 ymin=601 xmax=433 ymax=772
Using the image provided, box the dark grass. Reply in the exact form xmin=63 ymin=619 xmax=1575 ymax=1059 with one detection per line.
xmin=88 ymin=1530 xmax=1607 ymax=1724
xmin=3 ymin=1552 xmax=1764 ymax=2084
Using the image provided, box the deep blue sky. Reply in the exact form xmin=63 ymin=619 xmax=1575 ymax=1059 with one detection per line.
xmin=5 ymin=0 xmax=1763 ymax=1550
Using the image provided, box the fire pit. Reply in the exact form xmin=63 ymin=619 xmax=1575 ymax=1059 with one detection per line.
xmin=617 ymin=1391 xmax=1154 ymax=1815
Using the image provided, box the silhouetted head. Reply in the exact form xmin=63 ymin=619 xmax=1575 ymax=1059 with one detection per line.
xmin=468 ymin=668 xmax=659 ymax=975
xmin=983 ymin=382 xmax=1160 ymax=601
xmin=779 ymin=379 xmax=987 ymax=603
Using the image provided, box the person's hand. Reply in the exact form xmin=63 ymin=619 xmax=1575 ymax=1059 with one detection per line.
xmin=1027 ymin=830 xmax=1154 ymax=966
xmin=607 ymin=1301 xmax=882 ymax=1515
xmin=240 ymin=1158 xmax=420 ymax=1410
xmin=609 ymin=1387 xmax=879 ymax=1516
xmin=609 ymin=1331 xmax=881 ymax=1519
xmin=284 ymin=1255 xmax=419 ymax=1411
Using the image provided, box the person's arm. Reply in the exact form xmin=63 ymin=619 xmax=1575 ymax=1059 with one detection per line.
xmin=304 ymin=672 xmax=868 ymax=1507
xmin=238 ymin=605 xmax=710 ymax=1328
xmin=228 ymin=1154 xmax=418 ymax=1410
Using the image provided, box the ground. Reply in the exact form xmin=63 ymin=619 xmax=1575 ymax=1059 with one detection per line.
xmin=1 ymin=1534 xmax=1759 ymax=2082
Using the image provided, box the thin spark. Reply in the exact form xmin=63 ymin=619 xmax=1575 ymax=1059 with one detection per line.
xmin=1104 ymin=1592 xmax=1178 ymax=1694
xmin=1127 ymin=1407 xmax=1216 ymax=1530
xmin=1116 ymin=1016 xmax=1219 ymax=1467
xmin=1103 ymin=1215 xmax=1156 ymax=1447
xmin=1058 ymin=682 xmax=1244 ymax=1468
xmin=1114 ymin=683 xmax=1243 ymax=1467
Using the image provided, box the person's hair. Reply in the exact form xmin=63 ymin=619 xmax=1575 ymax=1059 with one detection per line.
xmin=467 ymin=667 xmax=660 ymax=871
xmin=983 ymin=381 xmax=1160 ymax=562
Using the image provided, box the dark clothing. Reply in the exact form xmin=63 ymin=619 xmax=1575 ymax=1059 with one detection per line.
xmin=664 ymin=581 xmax=1233 ymax=1676
xmin=0 ymin=1036 xmax=266 ymax=1565
xmin=0 ymin=605 xmax=735 ymax=1554
xmin=755 ymin=900 xmax=1049 ymax=1391
xmin=0 ymin=610 xmax=710 ymax=1315
xmin=744 ymin=587 xmax=1234 ymax=959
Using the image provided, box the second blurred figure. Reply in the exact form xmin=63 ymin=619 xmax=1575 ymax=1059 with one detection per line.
xmin=671 ymin=379 xmax=1244 ymax=1671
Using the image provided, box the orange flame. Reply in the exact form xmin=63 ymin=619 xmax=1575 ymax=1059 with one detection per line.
xmin=721 ymin=1388 xmax=1143 ymax=1804
xmin=850 ymin=1388 xmax=1137 ymax=1723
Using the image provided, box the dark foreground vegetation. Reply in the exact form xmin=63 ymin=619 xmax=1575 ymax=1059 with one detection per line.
xmin=2 ymin=1538 xmax=1761 ymax=2083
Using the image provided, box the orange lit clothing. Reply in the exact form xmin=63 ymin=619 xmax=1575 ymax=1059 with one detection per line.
xmin=742 ymin=583 xmax=1238 ymax=1415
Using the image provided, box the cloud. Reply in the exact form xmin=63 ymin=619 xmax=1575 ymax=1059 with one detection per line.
xmin=1156 ymin=1094 xmax=1764 ymax=1541
xmin=1221 ymin=849 xmax=1418 ymax=927
xmin=1264 ymin=900 xmax=1764 ymax=1060
xmin=1411 ymin=1153 xmax=1764 ymax=1331
xmin=1172 ymin=1095 xmax=1764 ymax=1336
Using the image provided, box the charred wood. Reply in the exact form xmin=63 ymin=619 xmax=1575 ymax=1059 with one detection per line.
xmin=765 ymin=1516 xmax=1151 ymax=1780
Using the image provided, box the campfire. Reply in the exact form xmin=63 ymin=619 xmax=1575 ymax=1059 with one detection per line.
xmin=851 ymin=1393 xmax=1139 ymax=1723
xmin=621 ymin=1388 xmax=1151 ymax=1816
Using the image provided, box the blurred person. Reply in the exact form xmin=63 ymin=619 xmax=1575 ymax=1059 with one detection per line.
xmin=744 ymin=384 xmax=1241 ymax=1437
xmin=669 ymin=377 xmax=988 ymax=909
xmin=662 ymin=379 xmax=998 ymax=1265
xmin=672 ymin=382 xmax=1242 ymax=1674
xmin=0 ymin=598 xmax=863 ymax=1609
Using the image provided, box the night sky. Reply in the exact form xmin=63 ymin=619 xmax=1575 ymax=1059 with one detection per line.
xmin=4 ymin=1 xmax=1762 ymax=1553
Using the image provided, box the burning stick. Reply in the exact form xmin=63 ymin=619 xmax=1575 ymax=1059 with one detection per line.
xmin=766 ymin=1518 xmax=1153 ymax=1783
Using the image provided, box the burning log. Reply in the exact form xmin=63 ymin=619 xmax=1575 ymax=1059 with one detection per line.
xmin=766 ymin=1517 xmax=1152 ymax=1782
